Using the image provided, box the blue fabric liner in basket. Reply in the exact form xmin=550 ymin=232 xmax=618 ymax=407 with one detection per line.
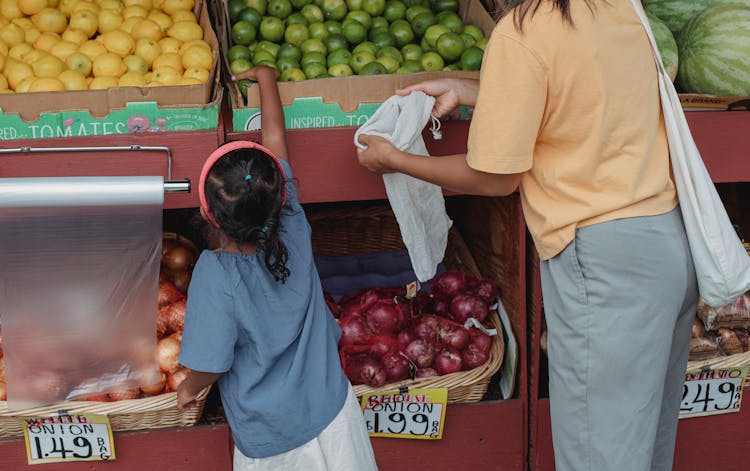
xmin=314 ymin=249 xmax=447 ymax=302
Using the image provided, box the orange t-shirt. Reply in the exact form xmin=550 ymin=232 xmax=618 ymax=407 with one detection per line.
xmin=466 ymin=1 xmax=677 ymax=260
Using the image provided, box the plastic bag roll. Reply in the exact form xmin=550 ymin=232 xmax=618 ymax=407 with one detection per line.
xmin=0 ymin=176 xmax=164 ymax=410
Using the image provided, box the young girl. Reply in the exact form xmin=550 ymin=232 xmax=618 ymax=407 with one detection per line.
xmin=176 ymin=65 xmax=378 ymax=470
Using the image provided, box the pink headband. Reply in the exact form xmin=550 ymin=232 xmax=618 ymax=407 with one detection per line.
xmin=199 ymin=141 xmax=287 ymax=228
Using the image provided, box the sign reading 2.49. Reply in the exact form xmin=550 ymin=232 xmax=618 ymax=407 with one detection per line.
xmin=680 ymin=367 xmax=748 ymax=419
xmin=361 ymin=388 xmax=447 ymax=440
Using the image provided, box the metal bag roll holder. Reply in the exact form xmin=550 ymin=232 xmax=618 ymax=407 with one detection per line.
xmin=0 ymin=145 xmax=190 ymax=193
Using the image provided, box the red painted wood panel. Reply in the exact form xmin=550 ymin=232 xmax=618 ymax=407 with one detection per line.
xmin=687 ymin=111 xmax=750 ymax=183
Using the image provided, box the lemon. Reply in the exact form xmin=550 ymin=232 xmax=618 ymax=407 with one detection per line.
xmin=119 ymin=16 xmax=139 ymax=34
xmin=176 ymin=76 xmax=200 ymax=85
xmin=23 ymin=26 xmax=42 ymax=44
xmin=0 ymin=55 xmax=5 ymax=73
xmin=92 ymin=51 xmax=126 ymax=76
xmin=157 ymin=36 xmax=180 ymax=54
xmin=134 ymin=37 xmax=160 ymax=65
xmin=29 ymin=76 xmax=66 ymax=92
xmin=32 ymin=8 xmax=67 ymax=33
xmin=0 ymin=24 xmax=25 ymax=45
xmin=12 ymin=17 xmax=34 ymax=29
xmin=0 ymin=41 xmax=8 ymax=57
xmin=0 ymin=74 xmax=8 ymax=90
xmin=32 ymin=54 xmax=65 ymax=77
xmin=0 ymin=0 xmax=23 ymax=20
xmin=117 ymin=70 xmax=146 ymax=86
xmin=177 ymin=37 xmax=209 ymax=54
xmin=8 ymin=43 xmax=34 ymax=61
xmin=18 ymin=0 xmax=48 ymax=16
xmin=69 ymin=10 xmax=98 ymax=37
xmin=78 ymin=38 xmax=107 ymax=59
xmin=98 ymin=0 xmax=123 ymax=9
xmin=23 ymin=48 xmax=49 ymax=64
xmin=50 ymin=40 xmax=79 ymax=60
xmin=180 ymin=42 xmax=212 ymax=69
xmin=71 ymin=0 xmax=99 ymax=14
xmin=58 ymin=68 xmax=88 ymax=89
xmin=152 ymin=51 xmax=182 ymax=72
xmin=65 ymin=50 xmax=92 ymax=75
xmin=62 ymin=27 xmax=88 ymax=44
xmin=167 ymin=20 xmax=201 ymax=42
xmin=131 ymin=18 xmax=162 ymax=40
xmin=14 ymin=75 xmax=37 ymax=92
xmin=5 ymin=61 xmax=34 ymax=89
xmin=122 ymin=4 xmax=147 ymax=18
xmin=88 ymin=75 xmax=117 ymax=88
xmin=122 ymin=53 xmax=147 ymax=72
xmin=147 ymin=10 xmax=172 ymax=32
xmin=58 ymin=0 xmax=77 ymax=15
xmin=100 ymin=29 xmax=135 ymax=56
xmin=97 ymin=9 xmax=123 ymax=34
xmin=182 ymin=66 xmax=207 ymax=82
xmin=151 ymin=65 xmax=180 ymax=84
xmin=170 ymin=10 xmax=194 ymax=23
xmin=160 ymin=0 xmax=193 ymax=15
xmin=123 ymin=0 xmax=150 ymax=8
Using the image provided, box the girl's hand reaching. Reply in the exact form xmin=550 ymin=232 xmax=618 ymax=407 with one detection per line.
xmin=231 ymin=65 xmax=280 ymax=82
xmin=356 ymin=134 xmax=401 ymax=174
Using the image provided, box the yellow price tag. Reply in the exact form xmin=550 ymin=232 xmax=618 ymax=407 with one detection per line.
xmin=21 ymin=413 xmax=116 ymax=464
xmin=360 ymin=387 xmax=447 ymax=439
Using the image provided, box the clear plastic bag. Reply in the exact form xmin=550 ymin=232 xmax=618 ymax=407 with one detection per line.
xmin=0 ymin=177 xmax=163 ymax=410
xmin=696 ymin=292 xmax=750 ymax=331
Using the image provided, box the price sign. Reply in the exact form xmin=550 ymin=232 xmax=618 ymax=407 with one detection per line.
xmin=679 ymin=366 xmax=748 ymax=419
xmin=361 ymin=388 xmax=447 ymax=440
xmin=21 ymin=413 xmax=116 ymax=464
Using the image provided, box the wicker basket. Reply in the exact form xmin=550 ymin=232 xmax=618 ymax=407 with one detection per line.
xmin=308 ymin=203 xmax=505 ymax=404
xmin=687 ymin=352 xmax=750 ymax=376
xmin=0 ymin=387 xmax=210 ymax=438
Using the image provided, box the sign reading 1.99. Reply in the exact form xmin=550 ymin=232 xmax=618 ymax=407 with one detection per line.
xmin=679 ymin=366 xmax=748 ymax=419
xmin=21 ymin=413 xmax=115 ymax=464
xmin=361 ymin=388 xmax=447 ymax=440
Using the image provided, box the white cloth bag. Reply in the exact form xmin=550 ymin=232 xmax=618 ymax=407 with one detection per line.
xmin=630 ymin=0 xmax=750 ymax=307
xmin=354 ymin=91 xmax=453 ymax=282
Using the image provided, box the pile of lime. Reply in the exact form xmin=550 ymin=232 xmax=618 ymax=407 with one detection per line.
xmin=226 ymin=0 xmax=488 ymax=91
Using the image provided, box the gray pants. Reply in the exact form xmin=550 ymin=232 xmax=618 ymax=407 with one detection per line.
xmin=541 ymin=207 xmax=698 ymax=471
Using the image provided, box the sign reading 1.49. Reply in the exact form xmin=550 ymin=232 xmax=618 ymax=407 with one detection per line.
xmin=21 ymin=413 xmax=115 ymax=464
xmin=361 ymin=388 xmax=448 ymax=440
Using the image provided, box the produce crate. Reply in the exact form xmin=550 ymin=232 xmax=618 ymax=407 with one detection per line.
xmin=307 ymin=203 xmax=504 ymax=403
xmin=0 ymin=387 xmax=210 ymax=438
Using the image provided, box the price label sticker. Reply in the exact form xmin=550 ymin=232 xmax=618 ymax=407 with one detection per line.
xmin=21 ymin=413 xmax=116 ymax=464
xmin=361 ymin=388 xmax=447 ymax=440
xmin=679 ymin=366 xmax=748 ymax=419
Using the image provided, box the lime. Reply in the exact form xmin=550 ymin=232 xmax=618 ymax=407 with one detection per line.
xmin=228 ymin=44 xmax=252 ymax=63
xmin=322 ymin=0 xmax=348 ymax=20
xmin=280 ymin=67 xmax=306 ymax=81
xmin=267 ymin=0 xmax=293 ymax=18
xmin=291 ymin=0 xmax=312 ymax=8
xmin=370 ymin=30 xmax=396 ymax=49
xmin=228 ymin=0 xmax=248 ymax=22
xmin=341 ymin=19 xmax=367 ymax=46
xmin=397 ymin=58 xmax=422 ymax=73
xmin=252 ymin=49 xmax=276 ymax=64
xmin=359 ymin=60 xmax=388 ymax=75
xmin=276 ymin=57 xmax=301 ymax=72
xmin=462 ymin=24 xmax=484 ymax=42
xmin=303 ymin=61 xmax=327 ymax=78
xmin=257 ymin=40 xmax=281 ymax=57
xmin=402 ymin=0 xmax=424 ymax=6
xmin=423 ymin=23 xmax=450 ymax=49
xmin=410 ymin=11 xmax=436 ymax=37
xmin=300 ymin=51 xmax=326 ymax=67
xmin=300 ymin=38 xmax=327 ymax=55
xmin=405 ymin=4 xmax=430 ymax=22
xmin=256 ymin=60 xmax=279 ymax=68
xmin=352 ymin=41 xmax=377 ymax=55
xmin=238 ymin=7 xmax=263 ymax=28
xmin=328 ymin=62 xmax=353 ymax=76
xmin=345 ymin=0 xmax=362 ymax=9
xmin=324 ymin=20 xmax=343 ymax=35
xmin=237 ymin=78 xmax=253 ymax=98
xmin=431 ymin=0 xmax=457 ymax=13
xmin=419 ymin=50 xmax=443 ymax=71
xmin=286 ymin=13 xmax=309 ymax=25
xmin=277 ymin=42 xmax=302 ymax=61
xmin=383 ymin=0 xmax=406 ymax=22
xmin=435 ymin=31 xmax=463 ymax=62
xmin=232 ymin=21 xmax=257 ymax=46
xmin=349 ymin=49 xmax=376 ymax=73
xmin=346 ymin=10 xmax=372 ymax=29
xmin=361 ymin=0 xmax=385 ymax=16
xmin=244 ymin=0 xmax=267 ymax=15
xmin=459 ymin=45 xmax=482 ymax=70
xmin=301 ymin=4 xmax=325 ymax=23
xmin=324 ymin=33 xmax=348 ymax=52
xmin=285 ymin=23 xmax=310 ymax=46
xmin=437 ymin=11 xmax=463 ymax=34
xmin=318 ymin=73 xmax=334 ymax=78
xmin=327 ymin=47 xmax=352 ymax=67
xmin=376 ymin=55 xmax=399 ymax=73
xmin=401 ymin=43 xmax=423 ymax=61
xmin=230 ymin=57 xmax=253 ymax=75
xmin=460 ymin=32 xmax=476 ymax=47
xmin=420 ymin=36 xmax=432 ymax=51
xmin=377 ymin=45 xmax=403 ymax=63
xmin=474 ymin=37 xmax=488 ymax=50
xmin=443 ymin=63 xmax=459 ymax=71
xmin=308 ymin=22 xmax=329 ymax=40
xmin=259 ymin=16 xmax=286 ymax=42
xmin=389 ymin=19 xmax=414 ymax=47
xmin=370 ymin=15 xmax=389 ymax=32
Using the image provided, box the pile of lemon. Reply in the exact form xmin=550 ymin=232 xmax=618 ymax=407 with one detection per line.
xmin=0 ymin=0 xmax=214 ymax=93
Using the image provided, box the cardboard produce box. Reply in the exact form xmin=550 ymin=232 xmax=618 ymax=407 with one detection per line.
xmin=0 ymin=1 xmax=221 ymax=141
xmin=679 ymin=94 xmax=750 ymax=111
xmin=220 ymin=0 xmax=497 ymax=131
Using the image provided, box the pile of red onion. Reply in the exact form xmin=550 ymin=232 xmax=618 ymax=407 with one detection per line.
xmin=331 ymin=271 xmax=498 ymax=388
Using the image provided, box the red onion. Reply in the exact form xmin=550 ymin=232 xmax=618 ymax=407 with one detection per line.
xmin=430 ymin=295 xmax=452 ymax=318
xmin=413 ymin=314 xmax=442 ymax=343
xmin=431 ymin=271 xmax=468 ymax=298
xmin=396 ymin=329 xmax=417 ymax=349
xmin=368 ymin=335 xmax=399 ymax=358
xmin=469 ymin=328 xmax=492 ymax=353
xmin=360 ymin=357 xmax=387 ymax=387
xmin=339 ymin=348 xmax=369 ymax=385
xmin=415 ymin=368 xmax=439 ymax=379
xmin=410 ymin=291 xmax=432 ymax=318
xmin=462 ymin=343 xmax=490 ymax=369
xmin=382 ymin=353 xmax=411 ymax=381
xmin=338 ymin=315 xmax=371 ymax=346
xmin=439 ymin=325 xmax=471 ymax=350
xmin=435 ymin=347 xmax=463 ymax=375
xmin=364 ymin=300 xmax=404 ymax=335
xmin=449 ymin=293 xmax=489 ymax=323
xmin=340 ymin=303 xmax=366 ymax=319
xmin=473 ymin=279 xmax=498 ymax=303
xmin=404 ymin=339 xmax=435 ymax=368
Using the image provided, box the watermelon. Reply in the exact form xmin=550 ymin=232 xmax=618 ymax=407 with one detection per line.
xmin=677 ymin=4 xmax=750 ymax=96
xmin=646 ymin=12 xmax=678 ymax=82
xmin=644 ymin=0 xmax=750 ymax=36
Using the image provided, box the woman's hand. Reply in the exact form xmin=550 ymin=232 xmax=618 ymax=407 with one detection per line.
xmin=396 ymin=78 xmax=478 ymax=118
xmin=356 ymin=134 xmax=401 ymax=174
xmin=231 ymin=65 xmax=280 ymax=82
